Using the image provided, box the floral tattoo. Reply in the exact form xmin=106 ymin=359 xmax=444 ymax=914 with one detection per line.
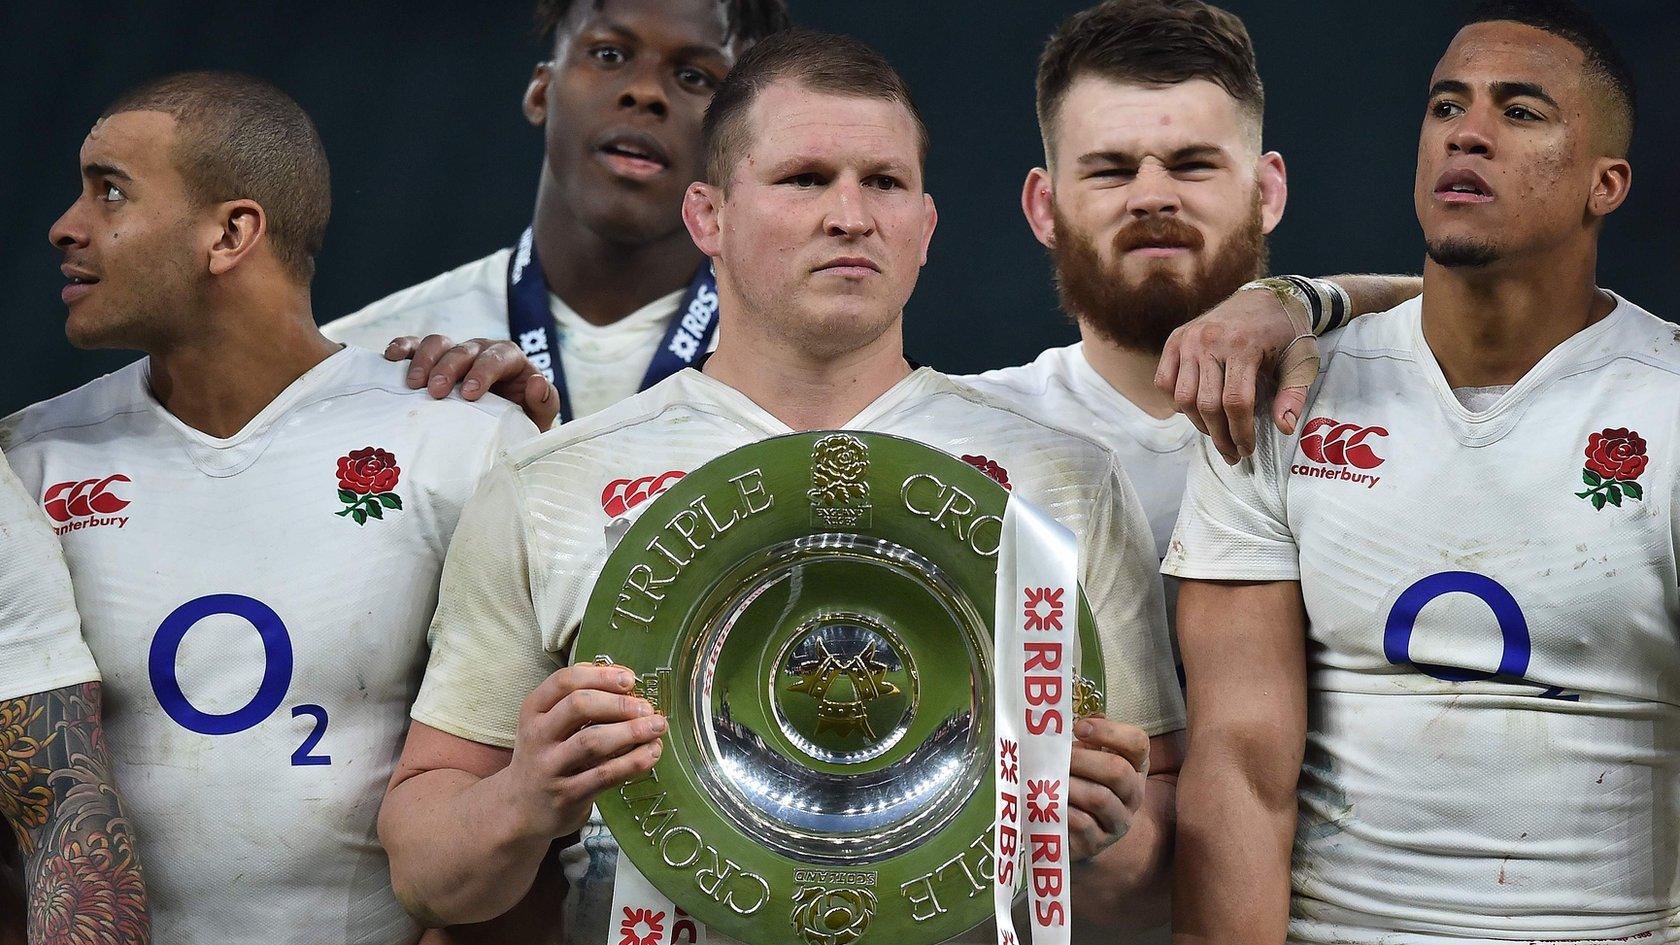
xmin=1 ymin=683 xmax=149 ymax=944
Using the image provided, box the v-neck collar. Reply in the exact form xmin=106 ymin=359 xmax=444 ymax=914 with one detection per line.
xmin=139 ymin=346 xmax=358 ymax=475
xmin=683 ymin=365 xmax=941 ymax=436
xmin=1405 ymin=293 xmax=1631 ymax=446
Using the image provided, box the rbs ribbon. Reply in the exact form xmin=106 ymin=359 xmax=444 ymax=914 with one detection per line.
xmin=991 ymin=497 xmax=1077 ymax=945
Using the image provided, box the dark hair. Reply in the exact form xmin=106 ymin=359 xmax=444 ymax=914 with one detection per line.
xmin=101 ymin=71 xmax=330 ymax=284
xmin=1037 ymin=0 xmax=1262 ymax=156
xmin=701 ymin=28 xmax=928 ymax=186
xmin=534 ymin=0 xmax=791 ymax=50
xmin=1467 ymin=0 xmax=1636 ymax=153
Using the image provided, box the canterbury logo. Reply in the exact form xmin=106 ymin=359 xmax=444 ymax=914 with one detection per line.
xmin=1299 ymin=418 xmax=1387 ymax=469
xmin=42 ymin=475 xmax=132 ymax=534
xmin=601 ymin=470 xmax=686 ymax=520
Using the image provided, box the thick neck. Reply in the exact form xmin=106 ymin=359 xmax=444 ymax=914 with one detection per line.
xmin=1420 ymin=242 xmax=1612 ymax=389
xmin=147 ymin=287 xmax=339 ymax=439
xmin=1076 ymin=323 xmax=1179 ymax=419
xmin=702 ymin=320 xmax=911 ymax=433
xmin=531 ymin=172 xmax=704 ymax=327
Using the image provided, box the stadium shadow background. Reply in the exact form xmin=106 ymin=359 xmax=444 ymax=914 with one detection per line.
xmin=2 ymin=0 xmax=1675 ymax=417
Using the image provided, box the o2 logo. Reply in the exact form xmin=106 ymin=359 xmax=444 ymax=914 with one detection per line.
xmin=147 ymin=594 xmax=330 ymax=766
xmin=1383 ymin=571 xmax=1575 ymax=700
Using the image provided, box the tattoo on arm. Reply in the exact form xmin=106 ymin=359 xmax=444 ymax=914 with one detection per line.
xmin=1 ymin=682 xmax=149 ymax=944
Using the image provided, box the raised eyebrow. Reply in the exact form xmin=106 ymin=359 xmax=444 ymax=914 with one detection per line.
xmin=83 ymin=162 xmax=131 ymax=182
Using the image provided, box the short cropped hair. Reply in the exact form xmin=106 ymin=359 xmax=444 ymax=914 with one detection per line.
xmin=701 ymin=28 xmax=928 ymax=187
xmin=533 ymin=0 xmax=791 ymax=50
xmin=1467 ymin=0 xmax=1636 ymax=154
xmin=102 ymin=71 xmax=330 ymax=284
xmin=1036 ymin=0 xmax=1263 ymax=159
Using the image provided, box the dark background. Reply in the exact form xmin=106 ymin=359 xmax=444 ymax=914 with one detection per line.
xmin=3 ymin=1 xmax=1676 ymax=416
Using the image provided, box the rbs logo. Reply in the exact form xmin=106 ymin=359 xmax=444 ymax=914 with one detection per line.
xmin=42 ymin=475 xmax=131 ymax=534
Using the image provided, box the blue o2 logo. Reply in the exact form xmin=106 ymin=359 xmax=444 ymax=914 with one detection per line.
xmin=147 ymin=594 xmax=330 ymax=765
xmin=1383 ymin=571 xmax=1530 ymax=682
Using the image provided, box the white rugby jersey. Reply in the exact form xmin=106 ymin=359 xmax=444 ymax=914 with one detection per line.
xmin=1164 ymin=294 xmax=1680 ymax=944
xmin=0 ymin=347 xmax=536 ymax=945
xmin=961 ymin=343 xmax=1198 ymax=563
xmin=322 ymin=248 xmax=703 ymax=419
xmin=413 ymin=366 xmax=1184 ymax=945
xmin=0 ymin=446 xmax=99 ymax=702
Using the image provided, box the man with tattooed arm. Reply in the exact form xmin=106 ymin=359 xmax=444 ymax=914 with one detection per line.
xmin=0 ymin=447 xmax=148 ymax=945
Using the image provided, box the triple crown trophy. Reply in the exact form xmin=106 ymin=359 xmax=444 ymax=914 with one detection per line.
xmin=575 ymin=431 xmax=1108 ymax=945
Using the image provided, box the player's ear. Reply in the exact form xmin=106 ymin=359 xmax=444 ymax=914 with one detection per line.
xmin=683 ymin=182 xmax=724 ymax=258
xmin=918 ymin=193 xmax=938 ymax=267
xmin=1587 ymin=155 xmax=1632 ymax=219
xmin=1257 ymin=150 xmax=1287 ymax=235
xmin=523 ymin=62 xmax=553 ymax=127
xmin=206 ymin=198 xmax=266 ymax=277
xmin=1021 ymin=167 xmax=1055 ymax=249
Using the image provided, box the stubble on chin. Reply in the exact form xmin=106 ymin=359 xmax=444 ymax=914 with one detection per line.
xmin=1425 ymin=237 xmax=1501 ymax=268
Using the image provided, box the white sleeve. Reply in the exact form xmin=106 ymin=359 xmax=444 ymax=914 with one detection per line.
xmin=0 ymin=448 xmax=100 ymax=701
xmin=481 ymin=405 xmax=541 ymax=475
xmin=411 ymin=461 xmax=558 ymax=749
xmin=1084 ymin=459 xmax=1186 ymax=737
xmin=1161 ymin=428 xmax=1298 ymax=582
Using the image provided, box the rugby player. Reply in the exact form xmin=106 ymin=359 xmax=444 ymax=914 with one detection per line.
xmin=1165 ymin=2 xmax=1670 ymax=941
xmin=324 ymin=0 xmax=789 ymax=428
xmin=966 ymin=0 xmax=1422 ymax=578
xmin=378 ymin=30 xmax=1185 ymax=943
xmin=0 ymin=448 xmax=148 ymax=945
xmin=2 ymin=73 xmax=535 ymax=944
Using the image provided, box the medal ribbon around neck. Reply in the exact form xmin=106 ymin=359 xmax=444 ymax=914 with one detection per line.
xmin=506 ymin=226 xmax=720 ymax=424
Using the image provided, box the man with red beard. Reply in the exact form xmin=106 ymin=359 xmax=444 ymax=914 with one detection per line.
xmin=964 ymin=0 xmax=1422 ymax=603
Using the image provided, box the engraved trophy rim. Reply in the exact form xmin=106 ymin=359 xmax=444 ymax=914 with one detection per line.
xmin=574 ymin=430 xmax=1106 ymax=945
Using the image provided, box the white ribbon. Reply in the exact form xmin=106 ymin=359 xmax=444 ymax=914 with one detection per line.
xmin=992 ymin=496 xmax=1078 ymax=945
xmin=608 ymin=855 xmax=706 ymax=945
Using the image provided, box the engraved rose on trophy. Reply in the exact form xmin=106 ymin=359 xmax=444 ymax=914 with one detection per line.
xmin=808 ymin=433 xmax=872 ymax=527
xmin=791 ymin=885 xmax=877 ymax=945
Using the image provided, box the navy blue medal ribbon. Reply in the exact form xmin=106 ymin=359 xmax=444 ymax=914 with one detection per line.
xmin=506 ymin=226 xmax=720 ymax=424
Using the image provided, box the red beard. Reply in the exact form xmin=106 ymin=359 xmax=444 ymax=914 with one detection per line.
xmin=1050 ymin=197 xmax=1267 ymax=354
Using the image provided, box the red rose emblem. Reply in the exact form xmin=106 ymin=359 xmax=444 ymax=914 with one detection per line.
xmin=961 ymin=454 xmax=1012 ymax=491
xmin=1585 ymin=428 xmax=1648 ymax=481
xmin=338 ymin=447 xmax=401 ymax=495
xmin=1575 ymin=427 xmax=1649 ymax=511
xmin=335 ymin=447 xmax=404 ymax=525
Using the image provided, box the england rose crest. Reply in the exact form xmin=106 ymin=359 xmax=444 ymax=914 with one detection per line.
xmin=1574 ymin=427 xmax=1647 ymax=510
xmin=336 ymin=447 xmax=403 ymax=525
